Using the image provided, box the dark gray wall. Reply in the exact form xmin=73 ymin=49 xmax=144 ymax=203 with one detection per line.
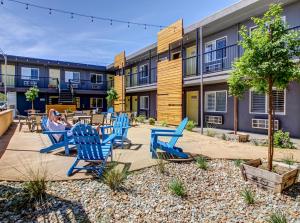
xmin=126 ymin=90 xmax=157 ymax=119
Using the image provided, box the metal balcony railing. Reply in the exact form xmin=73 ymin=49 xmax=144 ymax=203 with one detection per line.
xmin=183 ymin=25 xmax=300 ymax=78
xmin=125 ymin=67 xmax=157 ymax=88
xmin=0 ymin=74 xmax=114 ymax=91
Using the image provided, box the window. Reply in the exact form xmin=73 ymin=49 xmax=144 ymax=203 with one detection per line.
xmin=21 ymin=67 xmax=39 ymax=80
xmin=204 ymin=37 xmax=227 ymax=62
xmin=140 ymin=96 xmax=149 ymax=110
xmin=65 ymin=71 xmax=80 ymax=83
xmin=139 ymin=64 xmax=149 ymax=79
xmin=205 ymin=90 xmax=227 ymax=112
xmin=90 ymin=98 xmax=103 ymax=108
xmin=249 ymin=89 xmax=285 ymax=114
xmin=91 ymin=73 xmax=103 ymax=84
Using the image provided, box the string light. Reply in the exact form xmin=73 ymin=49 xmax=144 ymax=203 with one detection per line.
xmin=1 ymin=0 xmax=3 ymax=5
xmin=5 ymin=0 xmax=171 ymax=30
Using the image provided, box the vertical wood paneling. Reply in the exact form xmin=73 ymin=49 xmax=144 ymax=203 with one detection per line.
xmin=157 ymin=19 xmax=183 ymax=125
xmin=157 ymin=19 xmax=183 ymax=54
xmin=114 ymin=75 xmax=125 ymax=112
xmin=114 ymin=51 xmax=126 ymax=69
xmin=157 ymin=59 xmax=183 ymax=125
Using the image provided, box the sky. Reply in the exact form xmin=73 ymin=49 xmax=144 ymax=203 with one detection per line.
xmin=0 ymin=0 xmax=238 ymax=66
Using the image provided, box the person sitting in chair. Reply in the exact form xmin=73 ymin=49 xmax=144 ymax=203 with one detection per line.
xmin=47 ymin=109 xmax=73 ymax=141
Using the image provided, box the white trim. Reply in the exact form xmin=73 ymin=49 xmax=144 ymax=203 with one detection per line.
xmin=21 ymin=67 xmax=39 ymax=80
xmin=249 ymin=89 xmax=286 ymax=115
xmin=204 ymin=36 xmax=227 ymax=63
xmin=204 ymin=90 xmax=227 ymax=113
xmin=90 ymin=97 xmax=103 ymax=108
xmin=65 ymin=71 xmax=80 ymax=83
xmin=139 ymin=95 xmax=149 ymax=110
xmin=91 ymin=73 xmax=104 ymax=84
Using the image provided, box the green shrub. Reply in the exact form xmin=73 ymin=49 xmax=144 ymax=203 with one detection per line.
xmin=185 ymin=120 xmax=196 ymax=131
xmin=149 ymin=117 xmax=155 ymax=125
xmin=240 ymin=188 xmax=255 ymax=205
xmin=234 ymin=159 xmax=244 ymax=167
xmin=161 ymin=120 xmax=168 ymax=127
xmin=196 ymin=156 xmax=208 ymax=170
xmin=266 ymin=212 xmax=287 ymax=223
xmin=274 ymin=130 xmax=294 ymax=149
xmin=136 ymin=115 xmax=146 ymax=124
xmin=206 ymin=129 xmax=216 ymax=137
xmin=23 ymin=179 xmax=47 ymax=203
xmin=103 ymin=169 xmax=127 ymax=191
xmin=168 ymin=178 xmax=186 ymax=197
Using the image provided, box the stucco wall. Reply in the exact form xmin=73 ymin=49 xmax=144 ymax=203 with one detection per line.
xmin=0 ymin=109 xmax=13 ymax=137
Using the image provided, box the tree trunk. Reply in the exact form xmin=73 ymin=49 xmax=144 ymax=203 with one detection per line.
xmin=234 ymin=96 xmax=238 ymax=135
xmin=32 ymin=100 xmax=34 ymax=110
xmin=267 ymin=79 xmax=274 ymax=171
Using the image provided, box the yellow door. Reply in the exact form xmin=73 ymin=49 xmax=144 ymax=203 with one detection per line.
xmin=125 ymin=96 xmax=131 ymax=112
xmin=186 ymin=91 xmax=199 ymax=124
xmin=1 ymin=65 xmax=15 ymax=87
xmin=132 ymin=96 xmax=138 ymax=112
xmin=49 ymin=69 xmax=60 ymax=87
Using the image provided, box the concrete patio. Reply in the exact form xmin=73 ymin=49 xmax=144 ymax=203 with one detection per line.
xmin=0 ymin=121 xmax=300 ymax=181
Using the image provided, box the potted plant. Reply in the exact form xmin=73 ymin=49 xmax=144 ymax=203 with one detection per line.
xmin=228 ymin=4 xmax=300 ymax=193
xmin=106 ymin=88 xmax=119 ymax=108
xmin=25 ymin=86 xmax=39 ymax=110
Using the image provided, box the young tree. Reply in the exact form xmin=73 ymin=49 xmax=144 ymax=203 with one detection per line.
xmin=228 ymin=4 xmax=300 ymax=171
xmin=25 ymin=86 xmax=39 ymax=110
xmin=0 ymin=92 xmax=6 ymax=101
xmin=106 ymin=88 xmax=119 ymax=107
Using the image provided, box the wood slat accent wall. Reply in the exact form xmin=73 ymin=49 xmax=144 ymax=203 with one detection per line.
xmin=114 ymin=51 xmax=126 ymax=69
xmin=114 ymin=75 xmax=125 ymax=112
xmin=157 ymin=59 xmax=183 ymax=125
xmin=157 ymin=19 xmax=183 ymax=54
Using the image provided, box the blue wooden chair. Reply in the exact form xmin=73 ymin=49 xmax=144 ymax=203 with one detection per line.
xmin=100 ymin=113 xmax=131 ymax=149
xmin=150 ymin=118 xmax=189 ymax=159
xmin=40 ymin=117 xmax=75 ymax=156
xmin=67 ymin=124 xmax=115 ymax=176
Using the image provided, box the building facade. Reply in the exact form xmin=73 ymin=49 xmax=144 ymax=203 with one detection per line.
xmin=108 ymin=0 xmax=300 ymax=137
xmin=0 ymin=55 xmax=113 ymax=115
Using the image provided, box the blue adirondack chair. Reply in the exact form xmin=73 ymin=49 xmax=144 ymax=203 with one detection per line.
xmin=150 ymin=118 xmax=189 ymax=159
xmin=67 ymin=123 xmax=115 ymax=176
xmin=100 ymin=113 xmax=131 ymax=148
xmin=40 ymin=116 xmax=75 ymax=155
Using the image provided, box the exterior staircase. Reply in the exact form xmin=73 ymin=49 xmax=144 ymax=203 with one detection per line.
xmin=58 ymin=89 xmax=74 ymax=104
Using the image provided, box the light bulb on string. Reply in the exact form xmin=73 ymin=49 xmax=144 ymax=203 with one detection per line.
xmin=49 ymin=8 xmax=52 ymax=15
xmin=91 ymin=16 xmax=94 ymax=22
xmin=26 ymin=4 xmax=28 ymax=10
xmin=144 ymin=24 xmax=147 ymax=30
xmin=128 ymin=22 xmax=130 ymax=28
xmin=1 ymin=0 xmax=3 ymax=5
xmin=110 ymin=19 xmax=112 ymax=26
xmin=70 ymin=13 xmax=74 ymax=19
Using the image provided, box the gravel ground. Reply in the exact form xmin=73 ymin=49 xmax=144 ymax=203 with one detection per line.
xmin=0 ymin=160 xmax=299 ymax=223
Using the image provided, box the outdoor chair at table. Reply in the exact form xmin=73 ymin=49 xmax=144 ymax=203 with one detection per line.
xmin=16 ymin=109 xmax=32 ymax=132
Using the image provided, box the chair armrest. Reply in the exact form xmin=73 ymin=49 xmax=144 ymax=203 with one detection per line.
xmin=102 ymin=133 xmax=116 ymax=144
xmin=43 ymin=131 xmax=68 ymax=135
xmin=152 ymin=132 xmax=182 ymax=137
xmin=100 ymin=125 xmax=113 ymax=129
xmin=151 ymin=128 xmax=176 ymax=133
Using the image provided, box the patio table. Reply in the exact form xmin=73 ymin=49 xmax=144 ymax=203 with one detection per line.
xmin=73 ymin=115 xmax=92 ymax=124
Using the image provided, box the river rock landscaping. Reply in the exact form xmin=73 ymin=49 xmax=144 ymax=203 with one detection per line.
xmin=0 ymin=159 xmax=299 ymax=222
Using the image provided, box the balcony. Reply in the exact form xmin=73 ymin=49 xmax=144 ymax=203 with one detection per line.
xmin=183 ymin=25 xmax=300 ymax=79
xmin=0 ymin=74 xmax=114 ymax=92
xmin=125 ymin=67 xmax=157 ymax=89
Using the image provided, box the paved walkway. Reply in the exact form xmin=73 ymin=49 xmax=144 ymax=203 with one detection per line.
xmin=0 ymin=122 xmax=300 ymax=181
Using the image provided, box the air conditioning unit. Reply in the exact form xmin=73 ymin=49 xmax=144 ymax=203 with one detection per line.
xmin=205 ymin=63 xmax=221 ymax=72
xmin=252 ymin=119 xmax=279 ymax=130
xmin=23 ymin=80 xmax=37 ymax=86
xmin=205 ymin=115 xmax=223 ymax=125
xmin=92 ymin=84 xmax=101 ymax=89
